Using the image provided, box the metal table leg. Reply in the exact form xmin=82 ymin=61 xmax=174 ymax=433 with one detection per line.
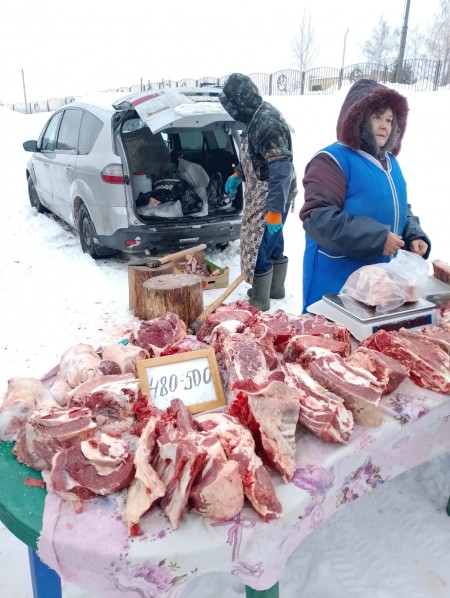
xmin=28 ymin=548 xmax=62 ymax=598
xmin=245 ymin=581 xmax=280 ymax=597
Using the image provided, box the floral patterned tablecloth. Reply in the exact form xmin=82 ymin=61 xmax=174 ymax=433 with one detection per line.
xmin=38 ymin=379 xmax=450 ymax=596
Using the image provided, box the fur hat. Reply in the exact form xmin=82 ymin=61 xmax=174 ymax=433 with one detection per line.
xmin=336 ymin=79 xmax=408 ymax=156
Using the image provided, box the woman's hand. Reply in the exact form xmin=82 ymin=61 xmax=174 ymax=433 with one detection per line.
xmin=409 ymin=239 xmax=428 ymax=256
xmin=383 ymin=232 xmax=405 ymax=256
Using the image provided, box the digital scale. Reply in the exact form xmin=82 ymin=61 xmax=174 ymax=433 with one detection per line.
xmin=307 ymin=293 xmax=437 ymax=341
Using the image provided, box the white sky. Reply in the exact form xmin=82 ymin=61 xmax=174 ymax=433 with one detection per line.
xmin=0 ymin=86 xmax=450 ymax=597
xmin=0 ymin=0 xmax=441 ymax=104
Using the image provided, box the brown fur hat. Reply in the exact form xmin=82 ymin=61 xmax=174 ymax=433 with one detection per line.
xmin=336 ymin=79 xmax=408 ymax=156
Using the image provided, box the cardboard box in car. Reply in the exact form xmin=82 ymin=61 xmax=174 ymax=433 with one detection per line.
xmin=174 ymin=252 xmax=229 ymax=290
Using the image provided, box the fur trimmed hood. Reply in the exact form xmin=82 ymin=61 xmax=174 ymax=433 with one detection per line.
xmin=336 ymin=79 xmax=408 ymax=156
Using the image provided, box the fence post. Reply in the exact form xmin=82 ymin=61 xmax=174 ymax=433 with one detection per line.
xmin=339 ymin=68 xmax=343 ymax=90
xmin=301 ymin=71 xmax=305 ymax=95
xmin=268 ymin=74 xmax=273 ymax=96
xmin=433 ymin=61 xmax=442 ymax=91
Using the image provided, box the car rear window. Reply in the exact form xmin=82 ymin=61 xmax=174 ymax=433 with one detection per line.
xmin=78 ymin=111 xmax=103 ymax=155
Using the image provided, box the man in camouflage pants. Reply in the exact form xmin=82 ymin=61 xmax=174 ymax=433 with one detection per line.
xmin=219 ymin=73 xmax=297 ymax=311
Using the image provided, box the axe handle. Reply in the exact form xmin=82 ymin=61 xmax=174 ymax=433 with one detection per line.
xmin=147 ymin=244 xmax=207 ymax=268
xmin=190 ymin=273 xmax=246 ymax=332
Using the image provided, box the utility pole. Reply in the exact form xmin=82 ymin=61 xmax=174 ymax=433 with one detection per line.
xmin=395 ymin=0 xmax=411 ymax=83
xmin=341 ymin=29 xmax=349 ymax=71
xmin=22 ymin=68 xmax=28 ymax=114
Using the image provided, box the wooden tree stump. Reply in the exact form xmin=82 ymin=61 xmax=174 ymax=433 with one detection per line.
xmin=142 ymin=274 xmax=204 ymax=325
xmin=128 ymin=263 xmax=174 ymax=319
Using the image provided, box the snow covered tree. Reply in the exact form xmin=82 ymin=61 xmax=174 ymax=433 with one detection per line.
xmin=361 ymin=17 xmax=399 ymax=65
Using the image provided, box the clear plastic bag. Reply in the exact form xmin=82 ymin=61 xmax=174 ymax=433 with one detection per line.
xmin=340 ymin=250 xmax=429 ymax=314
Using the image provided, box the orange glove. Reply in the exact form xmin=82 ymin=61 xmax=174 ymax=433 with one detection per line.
xmin=266 ymin=211 xmax=283 ymax=234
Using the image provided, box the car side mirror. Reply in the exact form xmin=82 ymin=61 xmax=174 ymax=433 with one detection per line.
xmin=23 ymin=140 xmax=38 ymax=152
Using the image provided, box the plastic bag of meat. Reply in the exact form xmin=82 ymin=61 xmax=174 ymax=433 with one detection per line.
xmin=340 ymin=250 xmax=429 ymax=314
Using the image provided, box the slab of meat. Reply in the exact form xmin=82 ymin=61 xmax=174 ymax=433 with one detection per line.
xmin=230 ymin=380 xmax=300 ymax=482
xmin=258 ymin=309 xmax=295 ymax=352
xmin=282 ymin=362 xmax=354 ymax=443
xmin=50 ymin=434 xmax=135 ymax=503
xmin=131 ymin=312 xmax=187 ymax=356
xmin=291 ymin=315 xmax=352 ymax=353
xmin=125 ymin=414 xmax=166 ymax=534
xmin=283 ymin=334 xmax=350 ymax=362
xmin=299 ymin=347 xmax=385 ymax=427
xmin=101 ymin=344 xmax=150 ymax=375
xmin=243 ymin=321 xmax=279 ymax=370
xmin=196 ymin=412 xmax=283 ymax=521
xmin=432 ymin=259 xmax=450 ymax=284
xmin=345 ymin=346 xmax=409 ymax=395
xmin=440 ymin=300 xmax=450 ymax=332
xmin=398 ymin=326 xmax=450 ymax=355
xmin=362 ymin=329 xmax=450 ymax=394
xmin=217 ymin=328 xmax=271 ymax=398
xmin=67 ymin=374 xmax=142 ymax=435
xmin=50 ymin=344 xmax=104 ymax=404
xmin=13 ymin=407 xmax=97 ymax=470
xmin=196 ymin=308 xmax=256 ymax=344
xmin=189 ymin=435 xmax=244 ymax=521
xmin=160 ymin=336 xmax=210 ymax=356
xmin=0 ymin=377 xmax=59 ymax=441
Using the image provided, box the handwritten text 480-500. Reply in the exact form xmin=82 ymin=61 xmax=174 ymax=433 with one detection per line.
xmin=149 ymin=367 xmax=212 ymax=398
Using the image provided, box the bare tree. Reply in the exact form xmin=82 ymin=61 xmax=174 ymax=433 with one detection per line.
xmin=361 ymin=17 xmax=399 ymax=65
xmin=405 ymin=25 xmax=427 ymax=59
xmin=426 ymin=0 xmax=450 ymax=62
xmin=291 ymin=11 xmax=318 ymax=72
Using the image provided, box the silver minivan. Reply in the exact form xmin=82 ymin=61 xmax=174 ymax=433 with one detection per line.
xmin=23 ymin=87 xmax=243 ymax=258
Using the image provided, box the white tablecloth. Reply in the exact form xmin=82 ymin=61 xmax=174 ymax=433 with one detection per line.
xmin=38 ymin=379 xmax=450 ymax=596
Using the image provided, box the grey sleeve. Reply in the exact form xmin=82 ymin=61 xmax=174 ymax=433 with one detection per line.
xmin=303 ymin=206 xmax=390 ymax=260
xmin=402 ymin=204 xmax=431 ymax=259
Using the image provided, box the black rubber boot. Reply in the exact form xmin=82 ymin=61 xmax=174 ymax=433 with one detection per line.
xmin=249 ymin=269 xmax=273 ymax=311
xmin=270 ymin=257 xmax=288 ymax=299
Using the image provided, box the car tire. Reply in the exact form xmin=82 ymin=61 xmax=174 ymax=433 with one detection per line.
xmin=216 ymin=242 xmax=229 ymax=251
xmin=78 ymin=204 xmax=118 ymax=259
xmin=28 ymin=177 xmax=48 ymax=214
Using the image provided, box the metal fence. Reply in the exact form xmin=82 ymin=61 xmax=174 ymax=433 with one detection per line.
xmin=4 ymin=59 xmax=449 ymax=115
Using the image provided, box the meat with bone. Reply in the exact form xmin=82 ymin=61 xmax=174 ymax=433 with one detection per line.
xmin=160 ymin=335 xmax=210 ymax=356
xmin=196 ymin=412 xmax=283 ymax=521
xmin=195 ymin=305 xmax=257 ymax=344
xmin=440 ymin=300 xmax=450 ymax=332
xmin=154 ymin=400 xmax=207 ymax=529
xmin=131 ymin=312 xmax=187 ymax=357
xmin=258 ymin=309 xmax=295 ymax=352
xmin=101 ymin=343 xmax=150 ymax=375
xmin=50 ymin=343 xmax=104 ymax=404
xmin=282 ymin=361 xmax=353 ymax=443
xmin=345 ymin=346 xmax=409 ymax=395
xmin=291 ymin=315 xmax=351 ymax=355
xmin=230 ymin=380 xmax=300 ymax=482
xmin=50 ymin=433 xmax=135 ymax=503
xmin=67 ymin=374 xmax=142 ymax=435
xmin=125 ymin=411 xmax=166 ymax=534
xmin=0 ymin=377 xmax=59 ymax=441
xmin=216 ymin=328 xmax=271 ymax=398
xmin=13 ymin=406 xmax=97 ymax=470
xmin=283 ymin=334 xmax=350 ymax=361
xmin=362 ymin=329 xmax=450 ymax=394
xmin=299 ymin=347 xmax=385 ymax=427
xmin=398 ymin=326 xmax=450 ymax=355
xmin=242 ymin=320 xmax=279 ymax=370
xmin=432 ymin=259 xmax=450 ymax=284
xmin=189 ymin=435 xmax=244 ymax=521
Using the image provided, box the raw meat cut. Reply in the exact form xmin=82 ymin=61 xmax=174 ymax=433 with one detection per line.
xmin=125 ymin=413 xmax=166 ymax=534
xmin=362 ymin=329 xmax=450 ymax=394
xmin=101 ymin=344 xmax=150 ymax=375
xmin=291 ymin=315 xmax=351 ymax=353
xmin=196 ymin=412 xmax=283 ymax=521
xmin=13 ymin=407 xmax=97 ymax=470
xmin=131 ymin=312 xmax=187 ymax=356
xmin=0 ymin=377 xmax=59 ymax=441
xmin=50 ymin=344 xmax=104 ymax=404
xmin=398 ymin=326 xmax=450 ymax=355
xmin=345 ymin=346 xmax=409 ymax=395
xmin=160 ymin=336 xmax=210 ymax=356
xmin=50 ymin=434 xmax=135 ymax=502
xmin=440 ymin=300 xmax=450 ymax=332
xmin=283 ymin=334 xmax=350 ymax=361
xmin=299 ymin=347 xmax=385 ymax=427
xmin=282 ymin=362 xmax=354 ymax=443
xmin=230 ymin=380 xmax=300 ymax=481
xmin=195 ymin=307 xmax=256 ymax=344
xmin=432 ymin=259 xmax=450 ymax=284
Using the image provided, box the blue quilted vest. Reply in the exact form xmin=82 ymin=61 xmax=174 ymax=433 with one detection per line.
xmin=302 ymin=142 xmax=407 ymax=312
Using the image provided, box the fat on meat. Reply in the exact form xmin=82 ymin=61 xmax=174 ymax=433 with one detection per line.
xmin=126 ymin=414 xmax=166 ymax=534
xmin=0 ymin=377 xmax=59 ymax=441
xmin=50 ymin=344 xmax=104 ymax=404
xmin=300 ymin=347 xmax=385 ymax=427
xmin=345 ymin=346 xmax=409 ymax=395
xmin=101 ymin=343 xmax=150 ymax=375
xmin=230 ymin=380 xmax=300 ymax=482
xmin=131 ymin=312 xmax=187 ymax=356
xmin=282 ymin=362 xmax=354 ymax=443
xmin=195 ymin=412 xmax=283 ymax=521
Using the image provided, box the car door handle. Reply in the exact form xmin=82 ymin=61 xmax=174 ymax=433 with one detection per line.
xmin=65 ymin=165 xmax=74 ymax=171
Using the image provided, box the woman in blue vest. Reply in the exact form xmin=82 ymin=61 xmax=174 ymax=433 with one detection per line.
xmin=300 ymin=79 xmax=430 ymax=313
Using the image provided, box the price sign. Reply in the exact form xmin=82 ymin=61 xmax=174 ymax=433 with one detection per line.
xmin=136 ymin=348 xmax=226 ymax=413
